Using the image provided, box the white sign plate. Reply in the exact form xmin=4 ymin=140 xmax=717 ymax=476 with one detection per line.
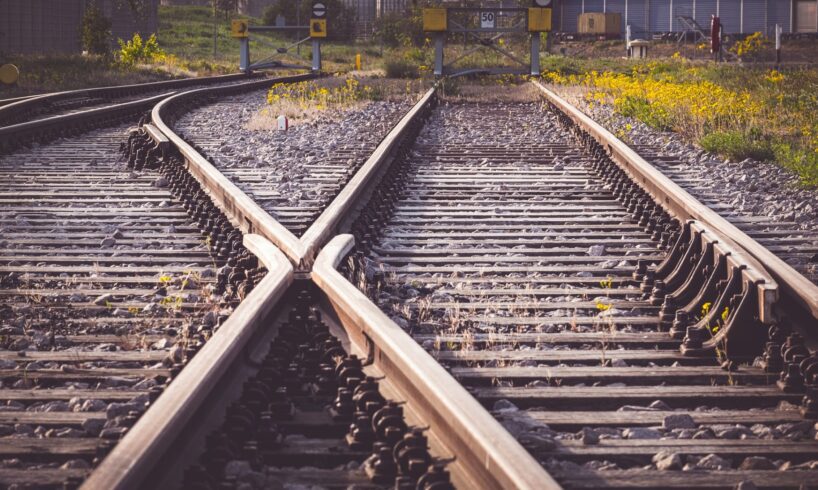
xmin=480 ymin=11 xmax=496 ymax=29
xmin=313 ymin=2 xmax=326 ymax=18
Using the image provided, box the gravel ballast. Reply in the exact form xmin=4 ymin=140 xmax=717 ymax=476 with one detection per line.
xmin=172 ymin=84 xmax=418 ymax=236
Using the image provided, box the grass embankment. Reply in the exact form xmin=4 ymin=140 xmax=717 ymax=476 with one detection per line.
xmin=157 ymin=5 xmax=392 ymax=74
xmin=0 ymin=55 xmax=180 ymax=98
xmin=543 ymin=56 xmax=818 ymax=186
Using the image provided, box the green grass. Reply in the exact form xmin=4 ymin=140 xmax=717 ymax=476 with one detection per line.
xmin=699 ymin=130 xmax=775 ymax=162
xmin=156 ymin=5 xmax=389 ymax=74
xmin=544 ymin=56 xmax=818 ymax=187
xmin=0 ymin=54 xmax=176 ymax=97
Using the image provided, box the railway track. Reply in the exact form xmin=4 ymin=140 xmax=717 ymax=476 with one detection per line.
xmin=2 ymin=74 xmax=817 ymax=489
xmin=336 ymin=91 xmax=818 ymax=487
xmin=0 ymin=73 xmax=255 ymax=128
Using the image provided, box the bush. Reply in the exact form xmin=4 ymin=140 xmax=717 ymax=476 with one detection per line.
xmin=384 ymin=59 xmax=419 ymax=78
xmin=699 ymin=130 xmax=775 ymax=162
xmin=730 ymin=32 xmax=769 ymax=60
xmin=375 ymin=10 xmax=424 ymax=47
xmin=118 ymin=33 xmax=166 ymax=65
xmin=773 ymin=143 xmax=818 ymax=187
xmin=80 ymin=2 xmax=112 ymax=55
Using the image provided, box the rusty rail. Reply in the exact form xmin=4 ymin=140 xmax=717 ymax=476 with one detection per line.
xmin=532 ymin=80 xmax=818 ymax=321
xmin=312 ymin=234 xmax=559 ymax=490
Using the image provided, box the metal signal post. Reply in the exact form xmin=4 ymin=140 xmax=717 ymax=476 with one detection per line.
xmin=231 ymin=2 xmax=327 ymax=74
xmin=423 ymin=7 xmax=552 ymax=78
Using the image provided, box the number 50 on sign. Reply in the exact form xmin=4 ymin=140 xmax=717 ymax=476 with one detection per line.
xmin=480 ymin=11 xmax=496 ymax=28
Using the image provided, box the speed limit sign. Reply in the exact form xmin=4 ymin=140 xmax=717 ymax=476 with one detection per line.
xmin=480 ymin=11 xmax=496 ymax=29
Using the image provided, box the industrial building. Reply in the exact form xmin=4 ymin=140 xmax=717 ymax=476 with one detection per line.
xmin=338 ymin=1 xmax=818 ymax=37
xmin=551 ymin=0 xmax=818 ymax=36
xmin=0 ymin=0 xmax=159 ymax=54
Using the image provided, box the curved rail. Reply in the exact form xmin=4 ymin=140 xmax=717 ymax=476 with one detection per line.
xmin=150 ymin=74 xmax=315 ymax=263
xmin=532 ymin=80 xmax=818 ymax=321
xmin=0 ymin=92 xmax=173 ymax=153
xmin=312 ymin=234 xmax=559 ymax=490
xmin=82 ymin=234 xmax=294 ymax=489
xmin=0 ymin=72 xmax=255 ymax=127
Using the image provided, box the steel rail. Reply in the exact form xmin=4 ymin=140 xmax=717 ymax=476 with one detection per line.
xmin=312 ymin=234 xmax=560 ymax=490
xmin=532 ymin=80 xmax=818 ymax=321
xmin=0 ymin=72 xmax=256 ymax=127
xmin=81 ymin=234 xmax=294 ymax=490
xmin=0 ymin=92 xmax=173 ymax=153
xmin=151 ymin=74 xmax=316 ymax=263
xmin=0 ymin=94 xmax=35 ymax=107
xmin=152 ymin=76 xmax=435 ymax=269
xmin=300 ymin=87 xmax=438 ymax=265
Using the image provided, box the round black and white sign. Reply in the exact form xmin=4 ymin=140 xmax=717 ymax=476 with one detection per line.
xmin=533 ymin=0 xmax=552 ymax=7
xmin=312 ymin=2 xmax=327 ymax=18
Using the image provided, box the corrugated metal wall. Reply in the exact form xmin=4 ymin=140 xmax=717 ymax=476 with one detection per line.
xmin=0 ymin=0 xmax=158 ymax=54
xmin=562 ymin=0 xmax=584 ymax=31
xmin=554 ymin=0 xmax=809 ymax=34
xmin=649 ymin=0 xmax=672 ymax=31
xmin=719 ymin=0 xmax=742 ymax=33
xmin=768 ymin=0 xmax=792 ymax=33
xmin=627 ymin=0 xmax=650 ymax=36
xmin=584 ymin=0 xmax=605 ymax=12
xmin=694 ymin=0 xmax=719 ymax=29
xmin=743 ymin=0 xmax=768 ymax=32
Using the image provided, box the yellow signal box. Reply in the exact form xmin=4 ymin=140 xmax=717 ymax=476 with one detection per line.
xmin=528 ymin=8 xmax=552 ymax=32
xmin=310 ymin=18 xmax=327 ymax=38
xmin=0 ymin=64 xmax=19 ymax=85
xmin=423 ymin=8 xmax=447 ymax=32
xmin=231 ymin=19 xmax=249 ymax=38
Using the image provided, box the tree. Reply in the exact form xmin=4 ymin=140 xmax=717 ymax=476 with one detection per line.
xmin=216 ymin=0 xmax=239 ymax=19
xmin=80 ymin=2 xmax=112 ymax=55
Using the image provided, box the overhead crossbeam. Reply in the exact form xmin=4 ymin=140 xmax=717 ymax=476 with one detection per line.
xmin=231 ymin=17 xmax=324 ymax=73
xmin=423 ymin=7 xmax=551 ymax=77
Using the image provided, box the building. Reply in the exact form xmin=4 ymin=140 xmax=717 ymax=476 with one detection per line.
xmin=342 ymin=0 xmax=410 ymax=37
xmin=551 ymin=0 xmax=818 ymax=36
xmin=0 ymin=0 xmax=159 ymax=54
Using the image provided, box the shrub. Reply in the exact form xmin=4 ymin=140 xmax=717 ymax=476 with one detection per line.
xmin=730 ymin=32 xmax=769 ymax=60
xmin=118 ymin=33 xmax=166 ymax=65
xmin=700 ymin=130 xmax=775 ymax=162
xmin=773 ymin=143 xmax=818 ymax=187
xmin=384 ymin=59 xmax=419 ymax=78
xmin=80 ymin=2 xmax=112 ymax=55
xmin=375 ymin=10 xmax=424 ymax=47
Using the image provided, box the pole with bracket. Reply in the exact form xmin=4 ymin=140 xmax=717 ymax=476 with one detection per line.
xmin=434 ymin=33 xmax=445 ymax=77
xmin=530 ymin=33 xmax=540 ymax=76
xmin=310 ymin=2 xmax=327 ymax=72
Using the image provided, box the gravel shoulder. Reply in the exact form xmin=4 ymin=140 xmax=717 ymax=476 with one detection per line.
xmin=549 ymin=84 xmax=818 ymax=284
